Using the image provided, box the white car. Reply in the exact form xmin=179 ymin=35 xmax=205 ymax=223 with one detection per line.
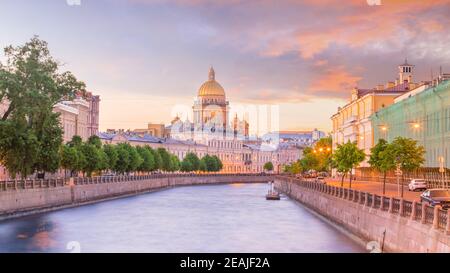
xmin=408 ymin=179 xmax=427 ymax=191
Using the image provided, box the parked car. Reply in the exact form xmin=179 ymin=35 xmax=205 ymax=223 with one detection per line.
xmin=408 ymin=179 xmax=428 ymax=191
xmin=315 ymin=176 xmax=326 ymax=184
xmin=420 ymin=189 xmax=450 ymax=209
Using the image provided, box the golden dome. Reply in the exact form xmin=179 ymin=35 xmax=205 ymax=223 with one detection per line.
xmin=198 ymin=67 xmax=225 ymax=97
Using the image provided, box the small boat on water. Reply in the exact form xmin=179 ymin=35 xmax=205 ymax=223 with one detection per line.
xmin=266 ymin=181 xmax=280 ymax=200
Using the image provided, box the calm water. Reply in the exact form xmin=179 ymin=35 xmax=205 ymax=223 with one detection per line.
xmin=0 ymin=183 xmax=365 ymax=253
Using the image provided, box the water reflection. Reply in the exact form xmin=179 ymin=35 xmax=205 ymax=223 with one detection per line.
xmin=0 ymin=183 xmax=365 ymax=253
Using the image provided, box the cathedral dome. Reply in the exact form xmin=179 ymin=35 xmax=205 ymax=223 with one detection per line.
xmin=198 ymin=67 xmax=225 ymax=97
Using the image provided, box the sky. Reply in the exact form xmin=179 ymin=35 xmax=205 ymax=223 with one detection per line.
xmin=1 ymin=0 xmax=449 ymax=133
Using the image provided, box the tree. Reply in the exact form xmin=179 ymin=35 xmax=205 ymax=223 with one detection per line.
xmin=114 ymin=144 xmax=130 ymax=175
xmin=68 ymin=135 xmax=83 ymax=148
xmin=212 ymin=156 xmax=223 ymax=172
xmin=202 ymin=155 xmax=216 ymax=172
xmin=313 ymin=137 xmax=332 ymax=171
xmin=103 ymin=144 xmax=118 ymax=173
xmin=332 ymin=141 xmax=366 ymax=188
xmin=157 ymin=148 xmax=171 ymax=171
xmin=0 ymin=118 xmax=39 ymax=179
xmin=149 ymin=147 xmax=162 ymax=171
xmin=184 ymin=152 xmax=200 ymax=171
xmin=136 ymin=146 xmax=155 ymax=173
xmin=169 ymin=155 xmax=180 ymax=172
xmin=199 ymin=159 xmax=207 ymax=172
xmin=97 ymin=148 xmax=109 ymax=175
xmin=369 ymin=139 xmax=395 ymax=194
xmin=263 ymin=161 xmax=274 ymax=172
xmin=0 ymin=37 xmax=85 ymax=179
xmin=80 ymin=143 xmax=101 ymax=177
xmin=60 ymin=145 xmax=79 ymax=178
xmin=180 ymin=160 xmax=193 ymax=172
xmin=87 ymin=135 xmax=102 ymax=149
xmin=126 ymin=144 xmax=143 ymax=173
xmin=387 ymin=137 xmax=425 ymax=197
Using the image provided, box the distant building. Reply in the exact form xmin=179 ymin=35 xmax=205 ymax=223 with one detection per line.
xmin=372 ymin=74 xmax=450 ymax=168
xmin=54 ymin=91 xmax=100 ymax=142
xmin=110 ymin=67 xmax=299 ymax=173
xmin=265 ymin=129 xmax=326 ymax=147
xmin=331 ymin=60 xmax=422 ymax=167
xmin=133 ymin=123 xmax=168 ymax=138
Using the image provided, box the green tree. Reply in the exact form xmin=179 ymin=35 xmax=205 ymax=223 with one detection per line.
xmin=97 ymin=148 xmax=109 ymax=175
xmin=369 ymin=139 xmax=395 ymax=194
xmin=387 ymin=137 xmax=425 ymax=197
xmin=127 ymin=144 xmax=143 ymax=173
xmin=103 ymin=144 xmax=118 ymax=173
xmin=60 ymin=145 xmax=79 ymax=178
xmin=180 ymin=160 xmax=193 ymax=172
xmin=87 ymin=135 xmax=102 ymax=149
xmin=332 ymin=141 xmax=366 ymax=188
xmin=157 ymin=148 xmax=171 ymax=171
xmin=169 ymin=155 xmax=180 ymax=172
xmin=0 ymin=37 xmax=85 ymax=179
xmin=136 ymin=146 xmax=155 ymax=173
xmin=80 ymin=143 xmax=101 ymax=177
xmin=199 ymin=159 xmax=207 ymax=172
xmin=212 ymin=156 xmax=223 ymax=172
xmin=68 ymin=135 xmax=83 ymax=148
xmin=263 ymin=161 xmax=274 ymax=172
xmin=202 ymin=154 xmax=216 ymax=172
xmin=184 ymin=152 xmax=200 ymax=171
xmin=149 ymin=147 xmax=162 ymax=171
xmin=114 ymin=144 xmax=130 ymax=175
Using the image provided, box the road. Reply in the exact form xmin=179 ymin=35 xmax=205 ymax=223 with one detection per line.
xmin=324 ymin=178 xmax=422 ymax=202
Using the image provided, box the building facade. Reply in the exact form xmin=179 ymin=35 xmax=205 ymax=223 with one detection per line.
xmin=102 ymin=67 xmax=300 ymax=174
xmin=372 ymin=76 xmax=450 ymax=168
xmin=331 ymin=61 xmax=421 ymax=167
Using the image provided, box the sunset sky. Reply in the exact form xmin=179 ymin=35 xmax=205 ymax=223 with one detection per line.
xmin=1 ymin=0 xmax=449 ymax=133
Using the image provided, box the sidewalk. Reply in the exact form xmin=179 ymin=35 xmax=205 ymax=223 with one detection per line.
xmin=324 ymin=177 xmax=422 ymax=202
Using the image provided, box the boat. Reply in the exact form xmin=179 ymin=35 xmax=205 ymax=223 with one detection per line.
xmin=266 ymin=181 xmax=280 ymax=200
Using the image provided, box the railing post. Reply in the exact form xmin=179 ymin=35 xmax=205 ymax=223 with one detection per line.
xmin=446 ymin=209 xmax=450 ymax=235
xmin=388 ymin=197 xmax=393 ymax=213
xmin=364 ymin=192 xmax=369 ymax=207
xmin=421 ymin=204 xmax=427 ymax=224
xmin=411 ymin=201 xmax=417 ymax=220
xmin=432 ymin=206 xmax=440 ymax=229
xmin=399 ymin=199 xmax=404 ymax=216
xmin=14 ymin=180 xmax=17 ymax=190
xmin=372 ymin=195 xmax=377 ymax=209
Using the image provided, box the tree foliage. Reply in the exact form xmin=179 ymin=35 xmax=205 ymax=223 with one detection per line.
xmin=0 ymin=37 xmax=85 ymax=178
xmin=332 ymin=141 xmax=366 ymax=187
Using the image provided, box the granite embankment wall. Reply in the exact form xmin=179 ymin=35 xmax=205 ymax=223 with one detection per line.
xmin=0 ymin=174 xmax=272 ymax=220
xmin=275 ymin=176 xmax=450 ymax=253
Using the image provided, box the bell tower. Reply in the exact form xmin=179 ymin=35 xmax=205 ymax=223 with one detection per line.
xmin=399 ymin=59 xmax=414 ymax=83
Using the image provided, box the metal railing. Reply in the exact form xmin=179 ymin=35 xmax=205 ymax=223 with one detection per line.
xmin=0 ymin=173 xmax=274 ymax=190
xmin=0 ymin=178 xmax=69 ymax=191
xmin=277 ymin=176 xmax=450 ymax=234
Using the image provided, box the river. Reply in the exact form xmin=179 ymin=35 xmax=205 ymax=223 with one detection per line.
xmin=0 ymin=183 xmax=365 ymax=252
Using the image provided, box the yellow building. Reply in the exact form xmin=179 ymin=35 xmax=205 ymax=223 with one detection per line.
xmin=331 ymin=61 xmax=419 ymax=167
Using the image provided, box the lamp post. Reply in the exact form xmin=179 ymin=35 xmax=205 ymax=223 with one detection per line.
xmin=439 ymin=156 xmax=445 ymax=188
